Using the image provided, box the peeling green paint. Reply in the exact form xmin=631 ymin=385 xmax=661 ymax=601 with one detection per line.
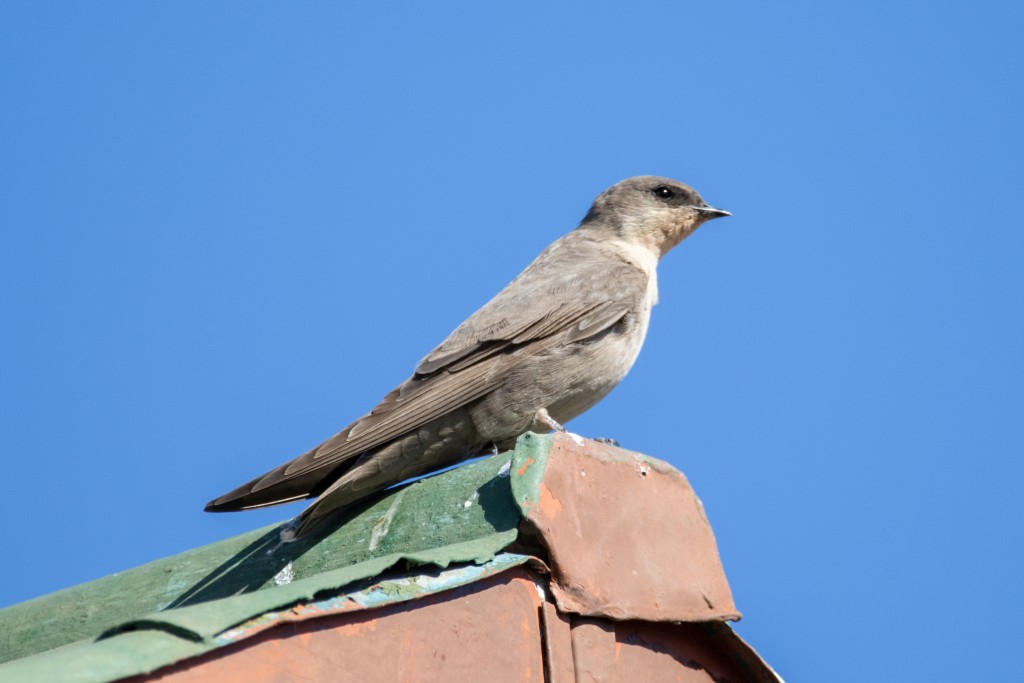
xmin=217 ymin=552 xmax=534 ymax=645
xmin=509 ymin=432 xmax=553 ymax=516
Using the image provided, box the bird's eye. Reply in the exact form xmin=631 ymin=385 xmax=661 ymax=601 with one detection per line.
xmin=653 ymin=186 xmax=675 ymax=200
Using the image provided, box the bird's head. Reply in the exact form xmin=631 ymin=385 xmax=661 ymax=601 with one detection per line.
xmin=580 ymin=176 xmax=730 ymax=257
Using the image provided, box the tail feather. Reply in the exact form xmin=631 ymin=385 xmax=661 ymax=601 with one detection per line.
xmin=204 ymin=457 xmax=353 ymax=512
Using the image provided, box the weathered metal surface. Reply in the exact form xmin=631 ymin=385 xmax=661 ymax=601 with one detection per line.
xmin=0 ymin=450 xmax=521 ymax=665
xmin=539 ymin=600 xmax=574 ymax=683
xmin=212 ymin=552 xmax=532 ymax=645
xmin=570 ymin=617 xmax=782 ymax=683
xmin=102 ymin=534 xmax=518 ymax=644
xmin=512 ymin=433 xmax=740 ymax=622
xmin=124 ymin=568 xmax=547 ymax=683
xmin=0 ymin=432 xmax=783 ymax=682
xmin=568 ymin=617 xmax=617 ymax=680
xmin=0 ymin=552 xmax=527 ymax=683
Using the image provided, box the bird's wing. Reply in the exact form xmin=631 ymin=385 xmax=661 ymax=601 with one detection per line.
xmin=207 ymin=245 xmax=648 ymax=510
xmin=279 ymin=263 xmax=646 ymax=481
xmin=416 ymin=237 xmax=650 ymax=374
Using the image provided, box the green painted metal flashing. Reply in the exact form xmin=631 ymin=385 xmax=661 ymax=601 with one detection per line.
xmin=509 ymin=431 xmax=552 ymax=516
xmin=104 ymin=533 xmax=518 ymax=643
xmin=0 ymin=434 xmax=557 ymax=681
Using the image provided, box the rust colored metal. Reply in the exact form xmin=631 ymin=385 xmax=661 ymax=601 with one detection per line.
xmin=569 ymin=617 xmax=780 ymax=683
xmin=569 ymin=618 xmax=617 ymax=679
xmin=129 ymin=569 xmax=545 ymax=683
xmin=125 ymin=569 xmax=779 ymax=683
xmin=539 ymin=600 xmax=574 ymax=683
xmin=114 ymin=437 xmax=781 ymax=683
xmin=212 ymin=552 xmax=531 ymax=647
xmin=523 ymin=436 xmax=740 ymax=623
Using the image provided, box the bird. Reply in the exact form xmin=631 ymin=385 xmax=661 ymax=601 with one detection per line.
xmin=205 ymin=176 xmax=730 ymax=537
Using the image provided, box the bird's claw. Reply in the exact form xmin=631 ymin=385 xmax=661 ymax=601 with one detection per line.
xmin=533 ymin=407 xmax=586 ymax=446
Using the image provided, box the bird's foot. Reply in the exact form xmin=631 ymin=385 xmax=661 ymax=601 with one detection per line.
xmin=533 ymin=407 xmax=565 ymax=432
xmin=593 ymin=437 xmax=620 ymax=447
xmin=533 ymin=407 xmax=585 ymax=446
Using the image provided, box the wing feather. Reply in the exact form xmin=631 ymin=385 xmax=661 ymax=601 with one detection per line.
xmin=275 ymin=360 xmax=498 ymax=481
xmin=211 ymin=235 xmax=651 ymax=509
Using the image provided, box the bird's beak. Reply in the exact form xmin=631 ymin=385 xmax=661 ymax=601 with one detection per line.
xmin=694 ymin=205 xmax=731 ymax=220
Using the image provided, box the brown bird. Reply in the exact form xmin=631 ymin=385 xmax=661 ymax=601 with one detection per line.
xmin=205 ymin=176 xmax=729 ymax=536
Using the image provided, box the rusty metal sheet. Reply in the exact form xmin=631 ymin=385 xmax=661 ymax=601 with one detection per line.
xmin=569 ymin=617 xmax=782 ymax=683
xmin=212 ymin=552 xmax=532 ymax=646
xmin=515 ymin=434 xmax=740 ymax=623
xmin=127 ymin=567 xmax=546 ymax=683
xmin=568 ymin=618 xmax=617 ymax=681
xmin=540 ymin=599 xmax=574 ymax=683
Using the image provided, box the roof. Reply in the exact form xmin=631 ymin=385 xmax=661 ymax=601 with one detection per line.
xmin=0 ymin=432 xmax=778 ymax=682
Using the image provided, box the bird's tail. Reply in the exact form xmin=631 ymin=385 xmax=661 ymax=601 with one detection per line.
xmin=204 ymin=454 xmax=352 ymax=513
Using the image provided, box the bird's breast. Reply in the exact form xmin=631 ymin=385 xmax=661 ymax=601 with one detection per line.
xmin=543 ymin=268 xmax=657 ymax=423
xmin=467 ymin=260 xmax=658 ymax=439
xmin=610 ymin=269 xmax=657 ymax=379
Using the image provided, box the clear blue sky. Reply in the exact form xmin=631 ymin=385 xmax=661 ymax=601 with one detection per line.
xmin=2 ymin=2 xmax=1021 ymax=680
